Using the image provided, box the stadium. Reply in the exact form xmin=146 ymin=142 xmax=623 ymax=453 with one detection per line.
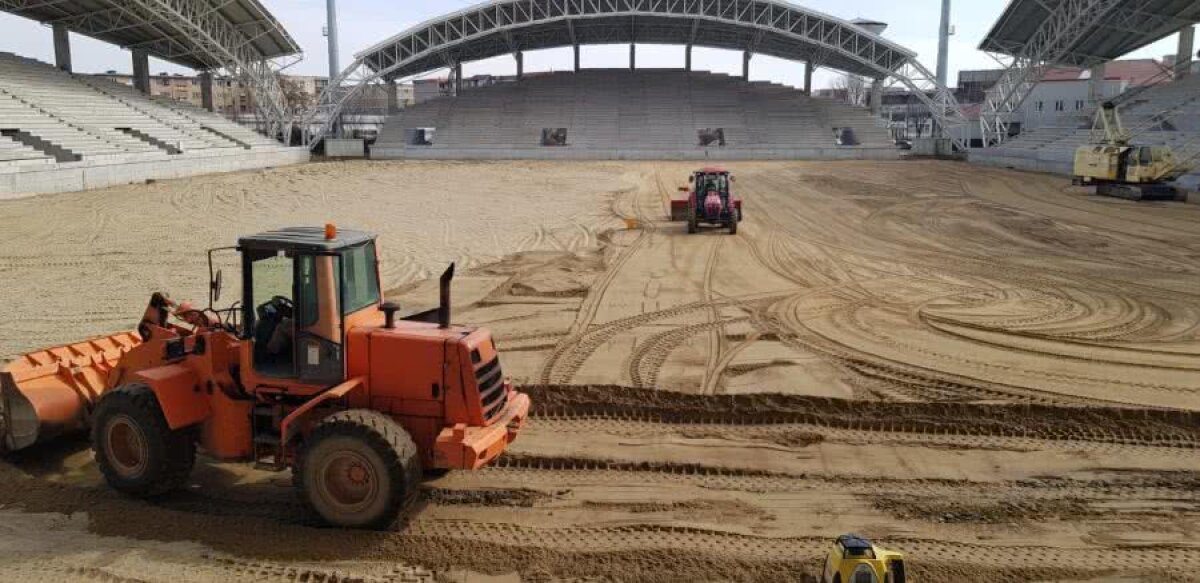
xmin=0 ymin=1 xmax=1199 ymax=582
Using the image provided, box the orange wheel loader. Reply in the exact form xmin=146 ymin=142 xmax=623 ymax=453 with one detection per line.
xmin=0 ymin=225 xmax=530 ymax=529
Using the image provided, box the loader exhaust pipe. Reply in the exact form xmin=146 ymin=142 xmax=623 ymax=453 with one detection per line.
xmin=439 ymin=263 xmax=455 ymax=329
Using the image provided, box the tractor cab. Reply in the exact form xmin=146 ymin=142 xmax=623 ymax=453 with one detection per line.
xmin=692 ymin=169 xmax=731 ymax=197
xmin=677 ymin=167 xmax=742 ymax=235
xmin=236 ymin=226 xmax=381 ymax=386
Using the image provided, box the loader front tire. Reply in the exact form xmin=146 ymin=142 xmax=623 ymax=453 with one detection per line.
xmin=295 ymin=410 xmax=421 ymax=529
xmin=92 ymin=383 xmax=196 ymax=497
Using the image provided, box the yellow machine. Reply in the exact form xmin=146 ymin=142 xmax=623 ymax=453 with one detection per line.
xmin=1073 ymin=102 xmax=1184 ymax=200
xmin=820 ymin=534 xmax=906 ymax=583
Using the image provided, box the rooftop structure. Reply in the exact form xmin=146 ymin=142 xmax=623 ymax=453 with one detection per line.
xmin=977 ymin=0 xmax=1200 ymax=148
xmin=0 ymin=0 xmax=299 ymax=70
xmin=981 ymin=0 xmax=1200 ymax=67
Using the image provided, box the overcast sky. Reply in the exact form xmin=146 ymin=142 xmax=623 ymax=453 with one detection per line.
xmin=0 ymin=0 xmax=1185 ymax=90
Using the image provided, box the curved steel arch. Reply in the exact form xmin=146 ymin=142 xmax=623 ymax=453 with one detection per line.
xmin=305 ymin=0 xmax=968 ymax=149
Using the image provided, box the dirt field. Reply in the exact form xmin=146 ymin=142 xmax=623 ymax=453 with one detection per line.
xmin=1 ymin=159 xmax=1199 ymax=582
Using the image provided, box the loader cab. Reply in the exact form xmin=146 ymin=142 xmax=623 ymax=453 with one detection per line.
xmin=238 ymin=226 xmax=381 ymax=386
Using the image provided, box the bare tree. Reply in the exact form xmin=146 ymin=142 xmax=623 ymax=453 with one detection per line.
xmin=278 ymin=75 xmax=314 ymax=115
xmin=833 ymin=74 xmax=869 ymax=107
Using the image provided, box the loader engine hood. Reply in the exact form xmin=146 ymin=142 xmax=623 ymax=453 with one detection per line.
xmin=358 ymin=321 xmax=511 ymax=427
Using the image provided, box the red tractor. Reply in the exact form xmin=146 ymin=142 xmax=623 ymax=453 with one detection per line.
xmin=672 ymin=167 xmax=742 ymax=235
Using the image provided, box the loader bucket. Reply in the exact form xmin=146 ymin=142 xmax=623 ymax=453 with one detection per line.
xmin=0 ymin=332 xmax=141 ymax=453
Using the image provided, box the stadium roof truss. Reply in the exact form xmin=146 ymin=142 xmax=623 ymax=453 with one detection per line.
xmin=305 ymin=0 xmax=972 ymax=150
xmin=0 ymin=0 xmax=303 ymax=142
xmin=978 ymin=0 xmax=1200 ymax=148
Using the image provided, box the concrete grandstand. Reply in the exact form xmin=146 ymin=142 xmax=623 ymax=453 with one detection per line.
xmin=374 ymin=69 xmax=896 ymax=160
xmin=0 ymin=0 xmax=309 ymax=197
xmin=310 ymin=0 xmax=970 ymax=156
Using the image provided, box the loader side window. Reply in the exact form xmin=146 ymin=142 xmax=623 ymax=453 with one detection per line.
xmin=342 ymin=243 xmax=380 ymax=314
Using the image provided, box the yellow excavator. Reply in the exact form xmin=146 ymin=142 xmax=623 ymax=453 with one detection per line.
xmin=820 ymin=534 xmax=906 ymax=583
xmin=1072 ymin=101 xmax=1187 ymax=200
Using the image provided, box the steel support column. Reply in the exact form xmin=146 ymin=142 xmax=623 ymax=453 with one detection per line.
xmin=1179 ymin=26 xmax=1195 ymax=79
xmin=685 ymin=44 xmax=692 ymax=71
xmin=326 ymin=0 xmax=339 ymax=81
xmin=870 ymin=78 xmax=883 ymax=116
xmin=936 ymin=0 xmax=950 ymax=87
xmin=454 ymin=61 xmax=462 ymax=95
xmin=387 ymin=79 xmax=398 ymax=113
xmin=132 ymin=48 xmax=150 ymax=93
xmin=52 ymin=22 xmax=71 ymax=72
xmin=804 ymin=62 xmax=813 ymax=95
xmin=1088 ymin=63 xmax=1106 ymax=104
xmin=199 ymin=71 xmax=214 ymax=111
xmin=742 ymin=51 xmax=751 ymax=80
xmin=515 ymin=51 xmax=524 ymax=80
xmin=573 ymin=44 xmax=580 ymax=71
xmin=629 ymin=43 xmax=636 ymax=71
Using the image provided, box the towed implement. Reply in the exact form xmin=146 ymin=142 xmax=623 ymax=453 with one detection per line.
xmin=0 ymin=225 xmax=529 ymax=529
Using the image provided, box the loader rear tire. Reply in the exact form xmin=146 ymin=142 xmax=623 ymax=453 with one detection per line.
xmin=687 ymin=204 xmax=699 ymax=234
xmin=92 ymin=384 xmax=196 ymax=498
xmin=295 ymin=410 xmax=421 ymax=530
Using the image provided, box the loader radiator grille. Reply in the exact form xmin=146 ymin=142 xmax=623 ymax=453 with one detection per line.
xmin=476 ymin=357 xmax=507 ymax=422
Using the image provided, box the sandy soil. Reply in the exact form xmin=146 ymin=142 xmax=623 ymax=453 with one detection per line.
xmin=1 ymin=159 xmax=1199 ymax=582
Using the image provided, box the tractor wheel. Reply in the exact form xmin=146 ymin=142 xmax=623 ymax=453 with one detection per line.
xmin=295 ymin=409 xmax=421 ymax=529
xmin=729 ymin=209 xmax=740 ymax=235
xmin=92 ymin=383 xmax=196 ymax=497
xmin=687 ymin=204 xmax=699 ymax=234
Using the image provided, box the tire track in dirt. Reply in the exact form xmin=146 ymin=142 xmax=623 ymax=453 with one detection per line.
xmin=401 ymin=517 xmax=1200 ymax=576
xmin=520 ymin=385 xmax=1200 ymax=448
xmin=628 ymin=317 xmax=749 ymax=389
xmin=527 ymin=416 xmax=1200 ymax=459
xmin=539 ymin=176 xmax=659 ymax=384
xmin=701 ymin=236 xmax=725 ymax=393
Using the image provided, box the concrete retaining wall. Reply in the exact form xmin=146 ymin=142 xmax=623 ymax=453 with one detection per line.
xmin=370 ymin=146 xmax=902 ymax=161
xmin=325 ymin=139 xmax=366 ymax=158
xmin=0 ymin=148 xmax=310 ymax=199
xmin=969 ymin=151 xmax=1074 ymax=176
